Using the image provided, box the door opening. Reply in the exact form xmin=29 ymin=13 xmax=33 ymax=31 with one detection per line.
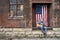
xmin=32 ymin=3 xmax=51 ymax=28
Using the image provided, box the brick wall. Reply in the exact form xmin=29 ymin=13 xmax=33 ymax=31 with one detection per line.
xmin=50 ymin=0 xmax=60 ymax=27
xmin=0 ymin=0 xmax=60 ymax=28
xmin=0 ymin=0 xmax=32 ymax=28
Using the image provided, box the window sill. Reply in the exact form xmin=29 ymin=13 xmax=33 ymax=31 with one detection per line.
xmin=8 ymin=16 xmax=24 ymax=19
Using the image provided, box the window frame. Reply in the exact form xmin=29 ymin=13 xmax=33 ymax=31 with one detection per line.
xmin=8 ymin=0 xmax=24 ymax=19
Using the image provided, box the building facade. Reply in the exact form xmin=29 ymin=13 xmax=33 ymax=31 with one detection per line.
xmin=0 ymin=0 xmax=60 ymax=28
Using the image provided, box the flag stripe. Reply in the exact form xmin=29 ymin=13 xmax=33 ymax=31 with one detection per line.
xmin=46 ymin=5 xmax=48 ymax=26
xmin=44 ymin=5 xmax=45 ymax=25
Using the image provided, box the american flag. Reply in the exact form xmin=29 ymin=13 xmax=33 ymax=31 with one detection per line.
xmin=35 ymin=5 xmax=48 ymax=27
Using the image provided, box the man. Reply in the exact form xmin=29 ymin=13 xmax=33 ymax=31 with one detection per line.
xmin=37 ymin=21 xmax=47 ymax=37
xmin=40 ymin=21 xmax=47 ymax=37
xmin=41 ymin=25 xmax=47 ymax=37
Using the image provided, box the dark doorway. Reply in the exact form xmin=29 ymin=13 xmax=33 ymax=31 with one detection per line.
xmin=32 ymin=3 xmax=51 ymax=28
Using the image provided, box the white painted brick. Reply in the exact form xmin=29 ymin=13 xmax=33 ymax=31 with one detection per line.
xmin=0 ymin=29 xmax=4 ymax=32
xmin=47 ymin=31 xmax=54 ymax=34
xmin=56 ymin=34 xmax=60 ymax=37
xmin=5 ymin=32 xmax=13 ymax=35
xmin=49 ymin=34 xmax=55 ymax=37
xmin=16 ymin=34 xmax=25 ymax=37
xmin=12 ymin=38 xmax=20 ymax=40
xmin=3 ymin=28 xmax=13 ymax=32
xmin=32 ymin=34 xmax=39 ymax=37
xmin=27 ymin=34 xmax=35 ymax=37
xmin=55 ymin=32 xmax=60 ymax=34
xmin=39 ymin=34 xmax=44 ymax=37
xmin=26 ymin=31 xmax=32 ymax=35
xmin=32 ymin=31 xmax=43 ymax=34
xmin=24 ymin=28 xmax=32 ymax=31
xmin=53 ymin=28 xmax=60 ymax=31
xmin=0 ymin=32 xmax=5 ymax=34
xmin=13 ymin=28 xmax=24 ymax=32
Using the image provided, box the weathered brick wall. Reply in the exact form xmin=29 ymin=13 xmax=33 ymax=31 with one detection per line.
xmin=0 ymin=0 xmax=60 ymax=28
xmin=54 ymin=0 xmax=60 ymax=27
xmin=49 ymin=0 xmax=60 ymax=27
xmin=24 ymin=0 xmax=32 ymax=27
xmin=0 ymin=0 xmax=32 ymax=28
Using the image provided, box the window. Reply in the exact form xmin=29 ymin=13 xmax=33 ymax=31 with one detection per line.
xmin=9 ymin=0 xmax=24 ymax=18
